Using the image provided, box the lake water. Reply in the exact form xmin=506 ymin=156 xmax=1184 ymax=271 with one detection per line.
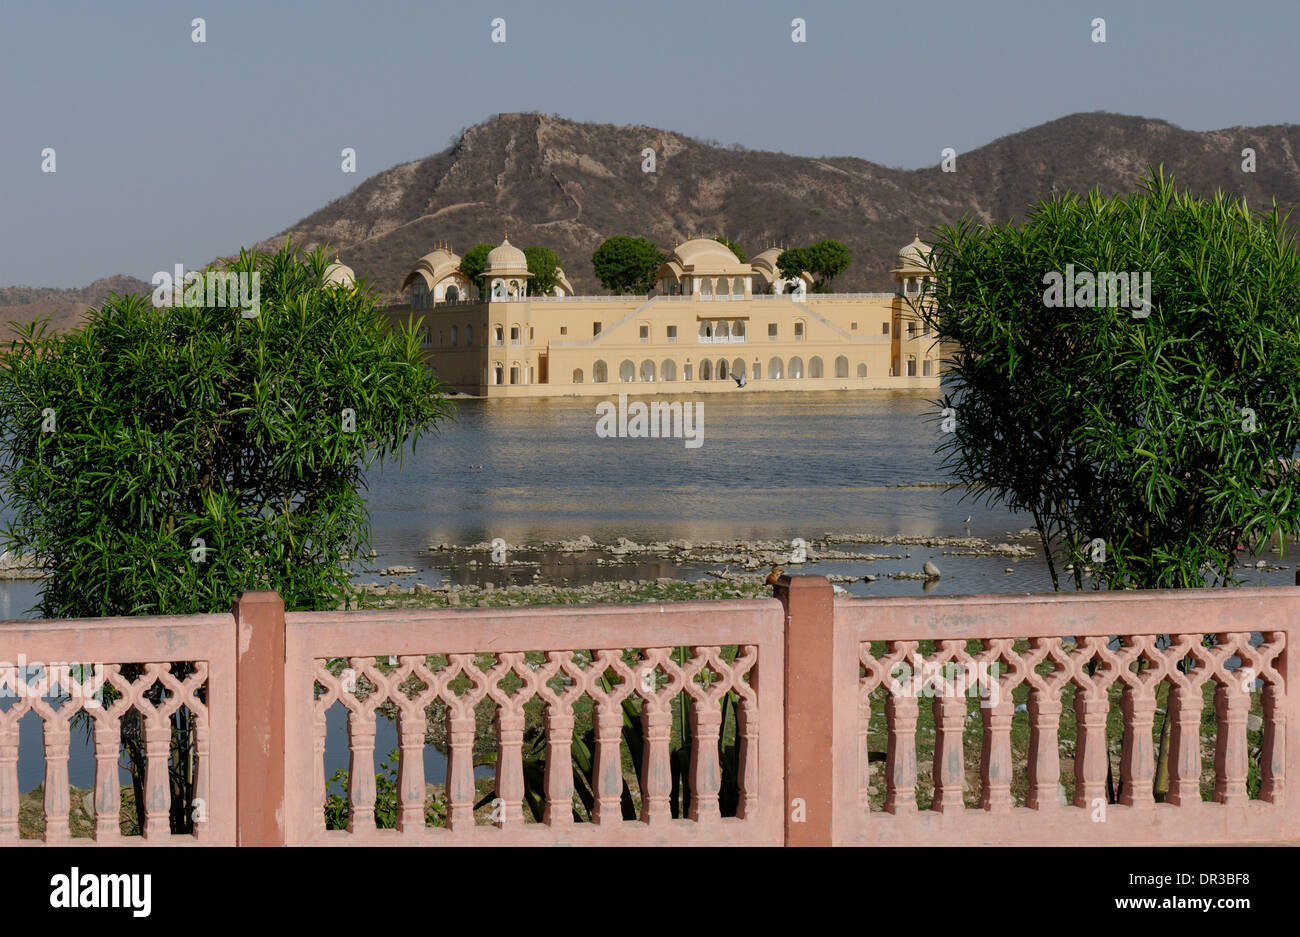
xmin=5 ymin=389 xmax=1295 ymax=796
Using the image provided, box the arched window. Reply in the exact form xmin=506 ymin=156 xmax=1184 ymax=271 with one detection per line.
xmin=700 ymin=359 xmax=713 ymax=381
xmin=510 ymin=325 xmax=520 ymax=345
xmin=733 ymin=320 xmax=746 ymax=339
xmin=683 ymin=363 xmax=693 ymax=381
xmin=572 ymin=368 xmax=584 ymax=384
xmin=753 ymin=359 xmax=762 ymax=380
xmin=493 ymin=364 xmax=503 ymax=385
xmin=445 ymin=285 xmax=460 ymax=302
xmin=619 ymin=359 xmax=635 ymax=382
xmin=493 ymin=325 xmax=503 ymax=345
xmin=856 ymin=363 xmax=868 ymax=377
xmin=906 ymin=356 xmax=917 ymax=377
xmin=835 ymin=356 xmax=849 ymax=378
xmin=717 ymin=359 xmax=728 ymax=380
xmin=731 ymin=358 xmax=746 ymax=380
xmin=411 ymin=282 xmax=429 ymax=309
xmin=465 ymin=325 xmax=473 ymax=347
xmin=510 ymin=364 xmax=520 ymax=385
xmin=593 ymin=360 xmax=608 ymax=383
xmin=809 ymin=356 xmax=823 ymax=378
xmin=492 ymin=279 xmax=505 ymax=298
xmin=701 ymin=322 xmax=713 ymax=340
xmin=768 ymin=357 xmax=784 ymax=379
xmin=793 ymin=320 xmax=805 ymax=340
xmin=717 ymin=321 xmax=731 ymax=340
xmin=701 ymin=279 xmax=713 ymax=300
xmin=732 ymin=278 xmax=743 ymax=298
xmin=789 ymin=357 xmax=804 ymax=379
xmin=660 ymin=359 xmax=677 ymax=381
xmin=450 ymin=325 xmax=458 ymax=346
xmin=508 ymin=279 xmax=521 ymax=297
xmin=640 ymin=359 xmax=656 ymax=382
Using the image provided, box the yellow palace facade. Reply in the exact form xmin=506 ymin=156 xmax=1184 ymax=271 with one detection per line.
xmin=370 ymin=235 xmax=942 ymax=397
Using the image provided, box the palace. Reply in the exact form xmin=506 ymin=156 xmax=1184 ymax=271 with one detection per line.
xmin=358 ymin=235 xmax=941 ymax=396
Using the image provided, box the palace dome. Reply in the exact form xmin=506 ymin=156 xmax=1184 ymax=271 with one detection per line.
xmin=323 ymin=261 xmax=355 ymax=287
xmin=485 ymin=237 xmax=530 ymax=276
xmin=667 ymin=237 xmax=748 ymax=274
xmin=400 ymin=247 xmax=463 ymax=292
xmin=894 ymin=235 xmax=932 ymax=273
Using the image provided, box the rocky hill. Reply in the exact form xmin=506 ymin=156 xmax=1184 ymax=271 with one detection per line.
xmin=250 ymin=111 xmax=1299 ymax=300
xmin=0 ymin=275 xmax=152 ymax=336
xmin=5 ymin=111 xmax=1298 ymax=324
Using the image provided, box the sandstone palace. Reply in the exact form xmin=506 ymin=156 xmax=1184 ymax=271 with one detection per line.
xmin=349 ymin=234 xmax=943 ymax=397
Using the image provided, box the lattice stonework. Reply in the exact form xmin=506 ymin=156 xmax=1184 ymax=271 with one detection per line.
xmin=312 ymin=646 xmax=759 ymax=834
xmin=0 ymin=660 xmax=210 ymax=843
xmin=857 ymin=632 xmax=1286 ymax=814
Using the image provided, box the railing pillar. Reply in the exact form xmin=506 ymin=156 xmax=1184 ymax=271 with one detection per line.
xmin=232 ymin=591 xmax=286 ymax=846
xmin=775 ymin=574 xmax=838 ymax=846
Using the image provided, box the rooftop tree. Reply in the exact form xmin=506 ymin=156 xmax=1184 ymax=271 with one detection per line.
xmin=524 ymin=245 xmax=563 ymax=295
xmin=458 ymin=242 xmax=495 ymax=299
xmin=777 ymin=239 xmax=850 ymax=292
xmin=591 ymin=236 xmax=665 ymax=294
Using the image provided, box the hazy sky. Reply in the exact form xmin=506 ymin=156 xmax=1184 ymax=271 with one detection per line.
xmin=2 ymin=0 xmax=1296 ymax=287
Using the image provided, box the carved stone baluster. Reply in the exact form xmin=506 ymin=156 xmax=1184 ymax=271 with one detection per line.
xmin=42 ymin=719 xmax=71 ymax=843
xmin=93 ymin=716 xmax=121 ymax=841
xmin=932 ymin=689 xmax=966 ymax=812
xmin=687 ymin=700 xmax=722 ymax=822
xmin=980 ymin=694 xmax=1014 ymax=812
xmin=592 ymin=703 xmax=624 ymax=824
xmin=312 ymin=702 xmax=328 ymax=833
xmin=0 ymin=716 xmax=16 ymax=843
xmin=142 ymin=713 xmax=171 ymax=838
xmin=640 ymin=705 xmax=673 ymax=824
xmin=735 ymin=699 xmax=759 ymax=819
xmin=884 ymin=691 xmax=918 ymax=814
xmin=858 ymin=697 xmax=873 ymax=808
xmin=543 ymin=704 xmax=574 ymax=826
xmin=1026 ymin=690 xmax=1061 ymax=809
xmin=445 ymin=713 xmax=476 ymax=830
xmin=346 ymin=708 xmax=376 ymax=831
xmin=1119 ymin=684 xmax=1156 ymax=808
xmin=1072 ymin=684 xmax=1108 ymax=808
xmin=495 ymin=707 xmax=525 ymax=828
xmin=1213 ymin=679 xmax=1248 ymax=805
xmin=397 ymin=711 xmax=426 ymax=832
xmin=1166 ymin=682 xmax=1203 ymax=806
xmin=1260 ymin=681 xmax=1285 ymax=804
xmin=191 ymin=711 xmax=209 ymax=841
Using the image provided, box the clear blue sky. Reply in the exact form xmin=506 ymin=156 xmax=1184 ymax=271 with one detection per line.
xmin=2 ymin=0 xmax=1296 ymax=287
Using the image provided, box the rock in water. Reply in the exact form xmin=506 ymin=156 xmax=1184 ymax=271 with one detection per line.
xmin=922 ymin=561 xmax=941 ymax=577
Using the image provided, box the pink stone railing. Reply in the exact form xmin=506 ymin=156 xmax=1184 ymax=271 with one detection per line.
xmin=280 ymin=599 xmax=786 ymax=845
xmin=814 ymin=585 xmax=1298 ymax=846
xmin=2 ymin=578 xmax=1296 ymax=846
xmin=0 ymin=612 xmax=236 ymax=845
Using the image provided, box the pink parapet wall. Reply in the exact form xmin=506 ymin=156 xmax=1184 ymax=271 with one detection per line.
xmin=829 ymin=586 xmax=1296 ymax=847
xmin=0 ymin=578 xmax=1294 ymax=846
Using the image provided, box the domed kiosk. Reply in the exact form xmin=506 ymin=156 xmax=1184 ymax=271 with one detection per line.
xmin=485 ymin=237 xmax=531 ymax=300
xmin=323 ymin=260 xmax=355 ymax=288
